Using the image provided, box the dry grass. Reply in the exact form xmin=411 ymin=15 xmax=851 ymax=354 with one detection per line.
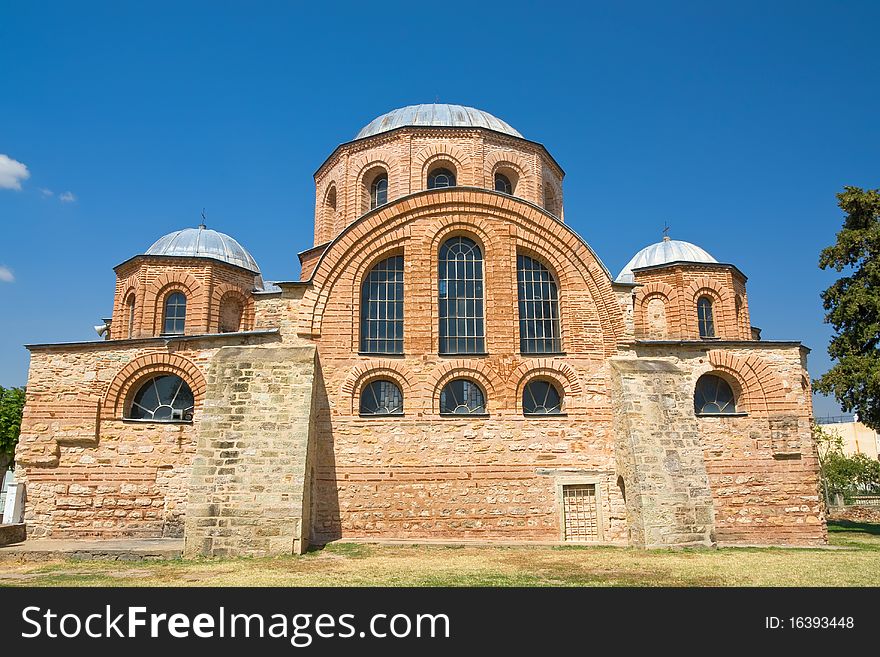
xmin=1 ymin=522 xmax=878 ymax=587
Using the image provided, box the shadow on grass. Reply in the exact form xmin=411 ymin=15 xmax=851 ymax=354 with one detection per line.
xmin=827 ymin=520 xmax=880 ymax=536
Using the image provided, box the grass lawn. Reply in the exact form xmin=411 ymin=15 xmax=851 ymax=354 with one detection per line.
xmin=1 ymin=521 xmax=878 ymax=587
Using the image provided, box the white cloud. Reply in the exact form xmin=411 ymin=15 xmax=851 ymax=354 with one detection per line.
xmin=0 ymin=154 xmax=30 ymax=191
xmin=0 ymin=266 xmax=14 ymax=283
xmin=40 ymin=188 xmax=54 ymax=197
xmin=59 ymin=191 xmax=76 ymax=203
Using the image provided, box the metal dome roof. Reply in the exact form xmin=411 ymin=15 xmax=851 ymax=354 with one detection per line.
xmin=615 ymin=237 xmax=717 ymax=283
xmin=356 ymin=104 xmax=523 ymax=139
xmin=145 ymin=225 xmax=260 ymax=273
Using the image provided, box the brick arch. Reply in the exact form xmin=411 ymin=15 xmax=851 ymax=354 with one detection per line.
xmin=300 ymin=189 xmax=625 ymax=356
xmin=349 ymin=245 xmax=406 ymax=351
xmin=340 ymin=361 xmax=413 ymax=415
xmin=413 ymin=143 xmax=474 ymax=188
xmin=684 ymin=278 xmax=735 ymax=339
xmin=484 ymin=150 xmax=532 ymax=198
xmin=634 ymin=281 xmax=678 ymax=338
xmin=357 ymin=162 xmax=390 ymax=215
xmin=706 ymin=350 xmax=792 ymax=416
xmin=511 ymin=360 xmax=583 ymax=412
xmin=422 ymin=360 xmax=504 ymax=414
xmin=142 ymin=271 xmax=206 ymax=336
xmin=211 ymin=285 xmax=254 ymax=332
xmin=112 ymin=272 xmax=141 ymax=338
xmin=101 ymin=353 xmax=207 ymax=420
xmin=318 ymin=181 xmax=339 ymax=240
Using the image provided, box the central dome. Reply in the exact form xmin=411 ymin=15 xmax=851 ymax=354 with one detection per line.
xmin=356 ymin=104 xmax=523 ymax=140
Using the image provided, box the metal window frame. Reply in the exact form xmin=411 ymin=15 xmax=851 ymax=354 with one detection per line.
xmin=517 ymin=253 xmax=562 ymax=354
xmin=438 ymin=236 xmax=486 ymax=355
xmin=360 ymin=255 xmax=405 ymax=354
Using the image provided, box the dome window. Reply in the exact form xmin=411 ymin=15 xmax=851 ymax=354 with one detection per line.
xmin=697 ymin=297 xmax=715 ymax=338
xmin=370 ymin=174 xmax=388 ymax=209
xmin=163 ymin=292 xmax=186 ymax=335
xmin=428 ymin=168 xmax=456 ymax=189
xmin=494 ymin=173 xmax=512 ymax=195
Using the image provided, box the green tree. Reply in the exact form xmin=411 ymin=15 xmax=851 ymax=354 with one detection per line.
xmin=814 ymin=186 xmax=880 ymax=429
xmin=0 ymin=386 xmax=26 ymax=470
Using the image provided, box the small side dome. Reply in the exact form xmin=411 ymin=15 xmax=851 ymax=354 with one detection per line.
xmin=356 ymin=103 xmax=523 ymax=140
xmin=616 ymin=237 xmax=717 ymax=283
xmin=145 ymin=225 xmax=260 ymax=273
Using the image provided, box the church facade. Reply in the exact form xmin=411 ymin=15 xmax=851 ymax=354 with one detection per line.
xmin=17 ymin=104 xmax=826 ymax=555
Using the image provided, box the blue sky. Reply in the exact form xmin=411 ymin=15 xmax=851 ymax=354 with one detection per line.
xmin=1 ymin=1 xmax=877 ymax=417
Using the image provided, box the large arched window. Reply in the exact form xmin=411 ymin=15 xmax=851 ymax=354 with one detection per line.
xmin=370 ymin=174 xmax=388 ymax=209
xmin=697 ymin=296 xmax=715 ymax=338
xmin=126 ymin=293 xmax=136 ymax=339
xmin=428 ymin=167 xmax=456 ymax=189
xmin=360 ymin=379 xmax=403 ymax=415
xmin=694 ymin=374 xmax=737 ymax=415
xmin=517 ymin=254 xmax=562 ymax=354
xmin=126 ymin=374 xmax=194 ymax=422
xmin=439 ymin=379 xmax=486 ymax=415
xmin=361 ymin=255 xmax=404 ymax=354
xmin=522 ymin=379 xmax=563 ymax=415
xmin=439 ymin=236 xmax=485 ymax=354
xmin=494 ymin=173 xmax=512 ymax=194
xmin=163 ymin=292 xmax=186 ymax=335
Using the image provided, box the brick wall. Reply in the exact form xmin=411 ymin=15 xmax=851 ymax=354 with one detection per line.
xmin=312 ymin=128 xmax=564 ymax=244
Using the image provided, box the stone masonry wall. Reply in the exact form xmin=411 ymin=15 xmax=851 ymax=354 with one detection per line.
xmin=184 ymin=345 xmax=318 ymax=557
xmin=632 ymin=342 xmax=826 ymax=545
xmin=18 ymin=333 xmax=278 ymax=538
xmin=609 ymin=358 xmax=716 ymax=547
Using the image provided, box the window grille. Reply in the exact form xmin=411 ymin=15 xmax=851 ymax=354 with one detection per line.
xmin=163 ymin=292 xmax=186 ymax=335
xmin=697 ymin=296 xmax=715 ymax=338
xmin=517 ymin=254 xmax=561 ymax=353
xmin=439 ymin=237 xmax=485 ymax=354
xmin=360 ymin=255 xmax=404 ymax=354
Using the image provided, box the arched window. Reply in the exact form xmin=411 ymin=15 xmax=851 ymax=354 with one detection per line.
xmin=126 ymin=293 xmax=136 ymax=339
xmin=126 ymin=374 xmax=194 ymax=422
xmin=219 ymin=295 xmax=244 ymax=333
xmin=522 ymin=379 xmax=563 ymax=415
xmin=324 ymin=185 xmax=337 ymax=226
xmin=697 ymin=296 xmax=715 ymax=338
xmin=694 ymin=374 xmax=737 ymax=415
xmin=517 ymin=254 xmax=561 ymax=354
xmin=428 ymin=167 xmax=456 ymax=189
xmin=494 ymin=173 xmax=512 ymax=194
xmin=361 ymin=255 xmax=404 ymax=354
xmin=359 ymin=379 xmax=403 ymax=415
xmin=439 ymin=379 xmax=486 ymax=415
xmin=439 ymin=236 xmax=485 ymax=354
xmin=543 ymin=183 xmax=559 ymax=216
xmin=163 ymin=292 xmax=186 ymax=335
xmin=370 ymin=174 xmax=388 ymax=209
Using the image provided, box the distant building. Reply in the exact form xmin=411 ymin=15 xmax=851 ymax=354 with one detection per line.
xmin=816 ymin=416 xmax=880 ymax=460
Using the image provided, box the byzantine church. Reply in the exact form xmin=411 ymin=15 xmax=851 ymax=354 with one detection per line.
xmin=17 ymin=104 xmax=825 ymax=555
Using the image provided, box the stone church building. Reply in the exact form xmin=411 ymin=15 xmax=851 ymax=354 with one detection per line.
xmin=17 ymin=104 xmax=825 ymax=555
